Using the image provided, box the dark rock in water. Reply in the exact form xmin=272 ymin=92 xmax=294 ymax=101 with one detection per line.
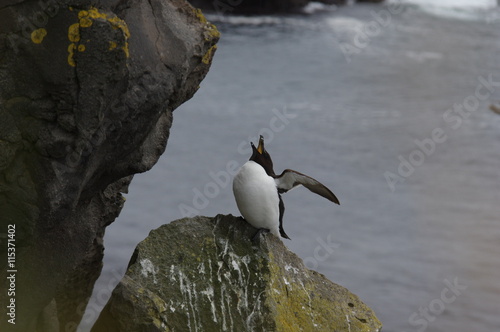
xmin=0 ymin=1 xmax=218 ymax=331
xmin=92 ymin=215 xmax=382 ymax=332
xmin=188 ymin=0 xmax=347 ymax=15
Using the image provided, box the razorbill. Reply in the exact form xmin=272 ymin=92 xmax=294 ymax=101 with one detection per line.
xmin=233 ymin=135 xmax=339 ymax=240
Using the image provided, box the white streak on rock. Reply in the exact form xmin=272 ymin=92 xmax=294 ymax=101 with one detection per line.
xmin=140 ymin=258 xmax=157 ymax=284
xmin=201 ymin=286 xmax=217 ymax=323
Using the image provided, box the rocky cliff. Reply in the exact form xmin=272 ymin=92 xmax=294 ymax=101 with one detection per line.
xmin=92 ymin=215 xmax=382 ymax=332
xmin=0 ymin=1 xmax=218 ymax=331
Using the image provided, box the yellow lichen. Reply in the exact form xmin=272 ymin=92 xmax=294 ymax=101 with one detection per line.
xmin=31 ymin=28 xmax=47 ymax=44
xmin=79 ymin=7 xmax=130 ymax=40
xmin=195 ymin=8 xmax=208 ymax=24
xmin=194 ymin=7 xmax=220 ymax=41
xmin=77 ymin=10 xmax=88 ymax=19
xmin=205 ymin=24 xmax=220 ymax=40
xmin=67 ymin=23 xmax=80 ymax=66
xmin=78 ymin=7 xmax=131 ymax=57
xmin=202 ymin=45 xmax=217 ymax=65
xmin=86 ymin=7 xmax=108 ymax=20
xmin=121 ymin=42 xmax=129 ymax=58
xmin=68 ymin=23 xmax=80 ymax=42
xmin=67 ymin=43 xmax=76 ymax=67
xmin=107 ymin=16 xmax=131 ymax=39
xmin=79 ymin=17 xmax=93 ymax=28
xmin=67 ymin=7 xmax=131 ymax=66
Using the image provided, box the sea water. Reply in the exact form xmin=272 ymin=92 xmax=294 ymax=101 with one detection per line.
xmin=81 ymin=2 xmax=500 ymax=331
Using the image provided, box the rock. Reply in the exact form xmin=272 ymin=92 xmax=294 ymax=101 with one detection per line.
xmin=188 ymin=0 xmax=347 ymax=15
xmin=0 ymin=0 xmax=218 ymax=331
xmin=92 ymin=215 xmax=382 ymax=332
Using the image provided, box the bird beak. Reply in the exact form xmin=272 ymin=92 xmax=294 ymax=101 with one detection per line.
xmin=257 ymin=135 xmax=264 ymax=154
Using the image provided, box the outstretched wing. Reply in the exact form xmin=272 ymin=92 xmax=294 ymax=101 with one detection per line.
xmin=275 ymin=169 xmax=340 ymax=205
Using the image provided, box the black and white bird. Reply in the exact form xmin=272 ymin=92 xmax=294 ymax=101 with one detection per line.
xmin=233 ymin=135 xmax=339 ymax=240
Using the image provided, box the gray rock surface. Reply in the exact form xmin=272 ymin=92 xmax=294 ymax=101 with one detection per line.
xmin=92 ymin=215 xmax=382 ymax=332
xmin=0 ymin=1 xmax=218 ymax=330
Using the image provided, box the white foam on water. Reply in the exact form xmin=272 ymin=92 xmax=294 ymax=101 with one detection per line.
xmin=392 ymin=0 xmax=496 ymax=8
xmin=388 ymin=0 xmax=498 ymax=21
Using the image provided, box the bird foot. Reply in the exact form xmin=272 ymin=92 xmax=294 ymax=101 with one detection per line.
xmin=252 ymin=228 xmax=270 ymax=242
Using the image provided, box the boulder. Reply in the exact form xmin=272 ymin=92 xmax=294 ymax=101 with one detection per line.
xmin=0 ymin=0 xmax=218 ymax=330
xmin=92 ymin=215 xmax=382 ymax=332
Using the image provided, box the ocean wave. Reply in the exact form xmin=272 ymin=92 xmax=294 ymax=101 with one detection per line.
xmin=389 ymin=0 xmax=497 ymax=9
xmin=302 ymin=2 xmax=339 ymax=15
xmin=205 ymin=14 xmax=286 ymax=26
xmin=387 ymin=0 xmax=498 ymax=21
xmin=203 ymin=1 xmax=338 ymax=26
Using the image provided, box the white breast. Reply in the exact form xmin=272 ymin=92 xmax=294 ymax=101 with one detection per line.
xmin=232 ymin=161 xmax=280 ymax=237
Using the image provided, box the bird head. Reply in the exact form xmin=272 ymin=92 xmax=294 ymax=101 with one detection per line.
xmin=250 ymin=135 xmax=276 ymax=177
